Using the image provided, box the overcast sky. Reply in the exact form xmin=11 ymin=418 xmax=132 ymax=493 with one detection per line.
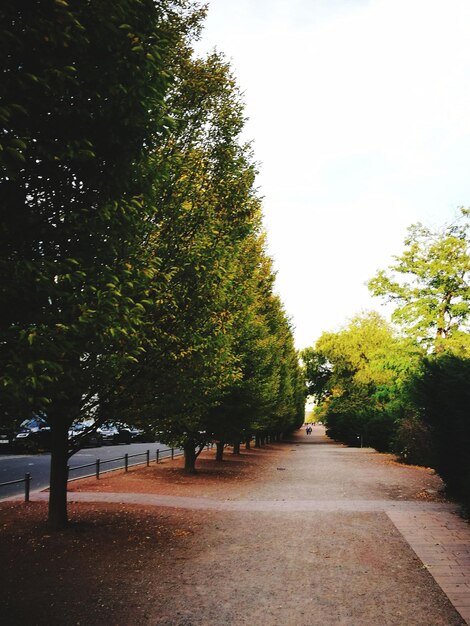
xmin=195 ymin=0 xmax=470 ymax=349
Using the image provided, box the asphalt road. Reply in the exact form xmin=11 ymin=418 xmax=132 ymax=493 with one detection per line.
xmin=0 ymin=441 xmax=182 ymax=500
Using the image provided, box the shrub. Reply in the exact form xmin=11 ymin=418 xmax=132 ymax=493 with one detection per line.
xmin=393 ymin=415 xmax=435 ymax=467
xmin=412 ymin=355 xmax=470 ymax=510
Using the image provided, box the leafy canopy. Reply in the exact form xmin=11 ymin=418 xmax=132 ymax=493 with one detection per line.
xmin=368 ymin=209 xmax=470 ymax=350
xmin=302 ymin=312 xmax=423 ymax=450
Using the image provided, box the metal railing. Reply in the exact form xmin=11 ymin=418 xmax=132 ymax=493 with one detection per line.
xmin=0 ymin=473 xmax=32 ymax=502
xmin=67 ymin=446 xmax=184 ymax=481
xmin=0 ymin=442 xmax=215 ymax=500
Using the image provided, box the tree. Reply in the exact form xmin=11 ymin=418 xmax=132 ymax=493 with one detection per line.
xmin=0 ymin=0 xmax=200 ymax=527
xmin=108 ymin=51 xmax=263 ymax=473
xmin=207 ymin=233 xmax=305 ymax=459
xmin=301 ymin=347 xmax=333 ymax=403
xmin=259 ymin=294 xmax=305 ymax=442
xmin=302 ymin=312 xmax=423 ymax=450
xmin=117 ymin=40 xmax=306 ymax=467
xmin=367 ymin=211 xmax=470 ymax=467
xmin=368 ymin=210 xmax=470 ymax=350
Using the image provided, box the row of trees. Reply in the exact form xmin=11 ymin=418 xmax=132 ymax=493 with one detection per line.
xmin=303 ymin=211 xmax=470 ymax=510
xmin=0 ymin=2 xmax=305 ymax=528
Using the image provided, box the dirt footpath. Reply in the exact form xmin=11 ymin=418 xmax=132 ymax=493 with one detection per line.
xmin=1 ymin=426 xmax=469 ymax=625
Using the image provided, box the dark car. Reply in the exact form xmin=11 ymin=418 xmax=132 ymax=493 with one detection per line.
xmin=129 ymin=426 xmax=155 ymax=443
xmin=68 ymin=421 xmax=103 ymax=448
xmin=13 ymin=417 xmax=51 ymax=451
xmin=100 ymin=423 xmax=132 ymax=445
xmin=0 ymin=426 xmax=14 ymax=450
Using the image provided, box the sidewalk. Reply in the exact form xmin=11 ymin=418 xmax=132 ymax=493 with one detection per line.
xmin=22 ymin=426 xmax=470 ymax=625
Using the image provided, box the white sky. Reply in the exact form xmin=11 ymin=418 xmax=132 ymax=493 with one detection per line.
xmin=195 ymin=0 xmax=470 ymax=350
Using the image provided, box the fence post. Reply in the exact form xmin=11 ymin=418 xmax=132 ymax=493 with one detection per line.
xmin=156 ymin=449 xmax=159 ymax=464
xmin=125 ymin=453 xmax=129 ymax=472
xmin=171 ymin=448 xmax=174 ymax=460
xmin=96 ymin=459 xmax=100 ymax=480
xmin=146 ymin=449 xmax=150 ymax=467
xmin=24 ymin=473 xmax=31 ymax=502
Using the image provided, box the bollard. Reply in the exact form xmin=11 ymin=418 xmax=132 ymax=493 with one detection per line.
xmin=171 ymin=448 xmax=174 ymax=460
xmin=146 ymin=449 xmax=150 ymax=467
xmin=125 ymin=453 xmax=129 ymax=472
xmin=25 ymin=472 xmax=31 ymax=502
xmin=96 ymin=458 xmax=100 ymax=479
xmin=156 ymin=449 xmax=159 ymax=464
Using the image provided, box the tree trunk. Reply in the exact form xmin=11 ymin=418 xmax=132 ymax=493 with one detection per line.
xmin=48 ymin=421 xmax=70 ymax=529
xmin=216 ymin=441 xmax=225 ymax=462
xmin=255 ymin=434 xmax=261 ymax=448
xmin=184 ymin=442 xmax=197 ymax=474
xmin=233 ymin=440 xmax=241 ymax=455
xmin=245 ymin=437 xmax=251 ymax=450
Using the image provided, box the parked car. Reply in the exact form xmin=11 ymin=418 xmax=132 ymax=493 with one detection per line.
xmin=13 ymin=417 xmax=51 ymax=451
xmin=129 ymin=426 xmax=155 ymax=443
xmin=0 ymin=426 xmax=15 ymax=450
xmin=100 ymin=423 xmax=132 ymax=445
xmin=68 ymin=421 xmax=103 ymax=448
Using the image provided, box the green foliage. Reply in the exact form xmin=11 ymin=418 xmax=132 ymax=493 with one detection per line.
xmin=0 ymin=0 xmax=201 ymax=425
xmin=102 ymin=51 xmax=304 ymax=467
xmin=393 ymin=414 xmax=435 ymax=467
xmin=0 ymin=1 xmax=305 ymax=516
xmin=301 ymin=347 xmax=331 ymax=402
xmin=0 ymin=0 xmax=202 ymax=525
xmin=409 ymin=354 xmax=470 ymax=510
xmin=124 ymin=52 xmax=258 ymax=452
xmin=305 ymin=211 xmax=470 ymax=513
xmin=367 ymin=210 xmax=470 ymax=507
xmin=302 ymin=312 xmax=423 ymax=451
xmin=368 ymin=210 xmax=470 ymax=349
xmin=206 ymin=233 xmax=304 ymax=447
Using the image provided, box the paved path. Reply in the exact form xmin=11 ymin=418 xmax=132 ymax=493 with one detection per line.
xmin=26 ymin=489 xmax=461 ymax=512
xmin=389 ymin=509 xmax=470 ymax=624
xmin=24 ymin=426 xmax=470 ymax=625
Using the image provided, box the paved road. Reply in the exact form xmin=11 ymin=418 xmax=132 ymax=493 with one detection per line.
xmin=0 ymin=441 xmax=180 ymax=500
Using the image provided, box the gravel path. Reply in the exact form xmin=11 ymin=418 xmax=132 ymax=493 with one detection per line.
xmin=26 ymin=425 xmax=470 ymax=625
xmin=136 ymin=427 xmax=468 ymax=626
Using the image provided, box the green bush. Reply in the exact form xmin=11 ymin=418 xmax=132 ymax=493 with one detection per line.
xmin=412 ymin=355 xmax=470 ymax=510
xmin=393 ymin=414 xmax=435 ymax=467
xmin=367 ymin=413 xmax=397 ymax=452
